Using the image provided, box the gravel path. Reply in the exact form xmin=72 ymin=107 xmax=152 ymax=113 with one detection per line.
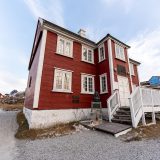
xmin=1 ymin=110 xmax=160 ymax=160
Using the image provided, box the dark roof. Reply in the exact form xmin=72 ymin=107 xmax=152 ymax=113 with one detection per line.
xmin=41 ymin=18 xmax=130 ymax=48
xmin=42 ymin=18 xmax=96 ymax=46
xmin=97 ymin=34 xmax=130 ymax=48
xmin=129 ymin=58 xmax=141 ymax=65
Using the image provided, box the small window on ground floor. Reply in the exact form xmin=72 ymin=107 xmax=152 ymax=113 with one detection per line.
xmin=99 ymin=73 xmax=108 ymax=94
xmin=81 ymin=74 xmax=95 ymax=94
xmin=53 ymin=68 xmax=72 ymax=93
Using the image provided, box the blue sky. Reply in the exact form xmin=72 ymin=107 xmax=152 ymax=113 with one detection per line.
xmin=0 ymin=0 xmax=160 ymax=93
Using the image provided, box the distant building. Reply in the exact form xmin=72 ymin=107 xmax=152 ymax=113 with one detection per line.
xmin=141 ymin=76 xmax=160 ymax=89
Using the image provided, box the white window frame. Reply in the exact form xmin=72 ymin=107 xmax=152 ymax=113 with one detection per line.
xmin=115 ymin=43 xmax=125 ymax=61
xmin=99 ymin=73 xmax=108 ymax=94
xmin=81 ymin=73 xmax=95 ymax=94
xmin=130 ymin=63 xmax=135 ymax=76
xmin=53 ymin=67 xmax=73 ymax=93
xmin=82 ymin=45 xmax=94 ymax=64
xmin=98 ymin=43 xmax=105 ymax=62
xmin=56 ymin=36 xmax=73 ymax=58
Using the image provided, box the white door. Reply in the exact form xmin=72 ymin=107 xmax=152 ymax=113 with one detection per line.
xmin=118 ymin=76 xmax=130 ymax=107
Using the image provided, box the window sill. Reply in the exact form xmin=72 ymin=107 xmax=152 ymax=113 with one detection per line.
xmin=115 ymin=57 xmax=126 ymax=62
xmin=52 ymin=89 xmax=73 ymax=93
xmin=55 ymin=52 xmax=73 ymax=59
xmin=81 ymin=92 xmax=94 ymax=95
xmin=98 ymin=58 xmax=106 ymax=63
xmin=100 ymin=91 xmax=108 ymax=95
xmin=81 ymin=60 xmax=94 ymax=65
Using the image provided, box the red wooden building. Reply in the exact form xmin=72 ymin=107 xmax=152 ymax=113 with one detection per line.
xmin=24 ymin=18 xmax=140 ymax=128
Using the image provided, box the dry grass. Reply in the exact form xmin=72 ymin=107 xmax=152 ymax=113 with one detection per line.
xmin=15 ymin=111 xmax=77 ymax=140
xmin=0 ymin=102 xmax=23 ymax=111
xmin=123 ymin=121 xmax=160 ymax=142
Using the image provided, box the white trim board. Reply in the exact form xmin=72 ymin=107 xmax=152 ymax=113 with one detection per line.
xmin=33 ymin=29 xmax=47 ymax=108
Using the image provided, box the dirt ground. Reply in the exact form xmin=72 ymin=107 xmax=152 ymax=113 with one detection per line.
xmin=15 ymin=111 xmax=84 ymax=140
xmin=122 ymin=120 xmax=160 ymax=142
xmin=0 ymin=102 xmax=23 ymax=111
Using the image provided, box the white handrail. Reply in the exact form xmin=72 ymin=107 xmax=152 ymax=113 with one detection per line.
xmin=107 ymin=90 xmax=121 ymax=122
xmin=130 ymin=86 xmax=160 ymax=128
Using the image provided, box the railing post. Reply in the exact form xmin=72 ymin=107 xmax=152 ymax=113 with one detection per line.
xmin=151 ymin=90 xmax=156 ymax=124
xmin=129 ymin=97 xmax=136 ymax=128
xmin=107 ymin=100 xmax=112 ymax=122
xmin=140 ymin=87 xmax=146 ymax=126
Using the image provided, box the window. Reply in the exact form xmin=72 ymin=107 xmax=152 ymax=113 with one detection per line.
xmin=82 ymin=46 xmax=94 ymax=64
xmin=117 ymin=65 xmax=126 ymax=76
xmin=115 ymin=43 xmax=125 ymax=61
xmin=57 ymin=36 xmax=73 ymax=57
xmin=130 ymin=63 xmax=135 ymax=76
xmin=98 ymin=44 xmax=105 ymax=62
xmin=53 ymin=68 xmax=72 ymax=93
xmin=100 ymin=74 xmax=108 ymax=94
xmin=81 ymin=74 xmax=95 ymax=94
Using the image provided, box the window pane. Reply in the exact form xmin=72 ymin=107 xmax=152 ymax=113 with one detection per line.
xmin=88 ymin=77 xmax=93 ymax=92
xmin=83 ymin=48 xmax=87 ymax=60
xmin=59 ymin=39 xmax=64 ymax=54
xmin=83 ymin=77 xmax=88 ymax=92
xmin=100 ymin=47 xmax=104 ymax=61
xmin=88 ymin=50 xmax=92 ymax=62
xmin=64 ymin=72 xmax=70 ymax=90
xmin=55 ymin=71 xmax=63 ymax=89
xmin=102 ymin=76 xmax=106 ymax=92
xmin=65 ymin=41 xmax=71 ymax=56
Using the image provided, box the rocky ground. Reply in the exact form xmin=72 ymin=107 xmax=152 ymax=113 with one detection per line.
xmin=1 ymin=109 xmax=160 ymax=160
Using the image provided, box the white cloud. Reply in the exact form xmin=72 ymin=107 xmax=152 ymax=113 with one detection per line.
xmin=128 ymin=28 xmax=160 ymax=81
xmin=24 ymin=0 xmax=65 ymax=26
xmin=84 ymin=25 xmax=109 ymax=42
xmin=101 ymin=0 xmax=134 ymax=13
xmin=0 ymin=71 xmax=27 ymax=94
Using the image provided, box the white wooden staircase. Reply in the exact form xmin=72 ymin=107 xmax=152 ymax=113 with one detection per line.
xmin=107 ymin=87 xmax=160 ymax=128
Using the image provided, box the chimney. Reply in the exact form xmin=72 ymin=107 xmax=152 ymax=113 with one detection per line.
xmin=78 ymin=29 xmax=86 ymax=38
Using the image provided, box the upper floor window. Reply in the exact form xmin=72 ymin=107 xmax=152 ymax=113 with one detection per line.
xmin=99 ymin=73 xmax=108 ymax=94
xmin=98 ymin=44 xmax=105 ymax=62
xmin=81 ymin=74 xmax=95 ymax=94
xmin=57 ymin=36 xmax=73 ymax=58
xmin=82 ymin=46 xmax=94 ymax=64
xmin=115 ymin=43 xmax=125 ymax=61
xmin=53 ymin=68 xmax=72 ymax=93
xmin=130 ymin=63 xmax=135 ymax=76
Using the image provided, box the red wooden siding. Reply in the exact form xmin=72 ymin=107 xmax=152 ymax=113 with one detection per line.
xmin=131 ymin=64 xmax=139 ymax=86
xmin=96 ymin=40 xmax=111 ymax=107
xmin=24 ymin=39 xmax=42 ymax=109
xmin=38 ymin=31 xmax=99 ymax=110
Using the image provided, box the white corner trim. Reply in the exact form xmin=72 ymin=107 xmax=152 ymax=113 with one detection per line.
xmin=107 ymin=39 xmax=114 ymax=94
xmin=127 ymin=52 xmax=133 ymax=92
xmin=33 ymin=29 xmax=47 ymax=108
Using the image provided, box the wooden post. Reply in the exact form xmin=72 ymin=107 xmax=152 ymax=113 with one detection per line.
xmin=140 ymin=88 xmax=146 ymax=126
xmin=151 ymin=90 xmax=156 ymax=124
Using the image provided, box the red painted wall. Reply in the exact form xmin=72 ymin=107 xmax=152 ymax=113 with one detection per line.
xmin=131 ymin=64 xmax=139 ymax=86
xmin=25 ymin=38 xmax=42 ymax=109
xmin=111 ymin=40 xmax=132 ymax=93
xmin=96 ymin=40 xmax=111 ymax=107
xmin=38 ymin=31 xmax=100 ymax=110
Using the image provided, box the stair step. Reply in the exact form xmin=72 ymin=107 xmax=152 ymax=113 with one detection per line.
xmin=119 ymin=107 xmax=130 ymax=111
xmin=112 ymin=118 xmax=132 ymax=125
xmin=116 ymin=110 xmax=131 ymax=115
xmin=113 ymin=114 xmax=131 ymax=120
